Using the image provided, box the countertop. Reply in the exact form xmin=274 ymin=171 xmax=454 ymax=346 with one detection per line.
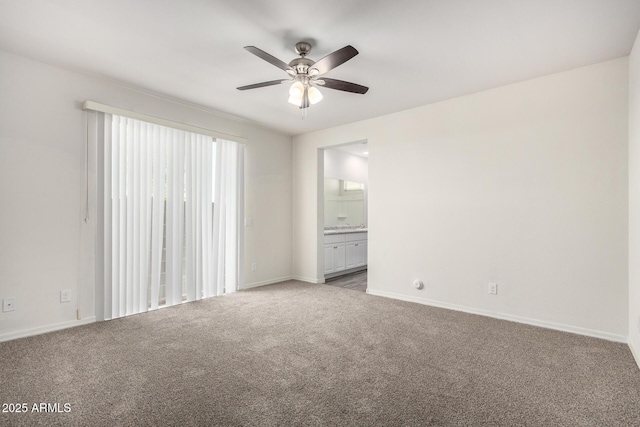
xmin=324 ymin=228 xmax=368 ymax=235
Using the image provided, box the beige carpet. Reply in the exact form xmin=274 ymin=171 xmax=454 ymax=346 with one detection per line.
xmin=1 ymin=280 xmax=639 ymax=426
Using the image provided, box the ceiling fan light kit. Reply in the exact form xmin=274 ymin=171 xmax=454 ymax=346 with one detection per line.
xmin=237 ymin=41 xmax=369 ymax=116
xmin=308 ymin=87 xmax=323 ymax=104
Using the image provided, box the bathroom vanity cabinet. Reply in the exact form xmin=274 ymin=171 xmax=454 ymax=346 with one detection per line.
xmin=324 ymin=231 xmax=367 ymax=277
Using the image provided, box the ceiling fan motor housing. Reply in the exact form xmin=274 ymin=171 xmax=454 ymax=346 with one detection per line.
xmin=289 ymin=57 xmax=315 ymax=75
xmin=294 ymin=41 xmax=312 ymax=57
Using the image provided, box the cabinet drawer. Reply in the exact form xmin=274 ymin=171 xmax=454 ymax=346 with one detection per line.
xmin=345 ymin=232 xmax=367 ymax=242
xmin=325 ymin=234 xmax=346 ymax=244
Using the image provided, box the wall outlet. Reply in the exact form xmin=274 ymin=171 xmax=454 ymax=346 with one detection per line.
xmin=488 ymin=283 xmax=498 ymax=295
xmin=251 ymin=262 xmax=257 ymax=271
xmin=245 ymin=217 xmax=253 ymax=227
xmin=60 ymin=290 xmax=71 ymax=303
xmin=3 ymin=297 xmax=15 ymax=312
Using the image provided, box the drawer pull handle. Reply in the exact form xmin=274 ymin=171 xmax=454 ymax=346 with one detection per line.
xmin=334 ymin=246 xmax=337 ymax=249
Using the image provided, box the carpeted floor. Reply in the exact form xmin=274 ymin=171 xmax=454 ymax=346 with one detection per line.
xmin=1 ymin=280 xmax=639 ymax=426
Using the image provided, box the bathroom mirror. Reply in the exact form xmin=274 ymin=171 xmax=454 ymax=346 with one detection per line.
xmin=324 ymin=177 xmax=365 ymax=227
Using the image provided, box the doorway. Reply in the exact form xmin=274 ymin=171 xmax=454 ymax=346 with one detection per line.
xmin=320 ymin=141 xmax=369 ymax=292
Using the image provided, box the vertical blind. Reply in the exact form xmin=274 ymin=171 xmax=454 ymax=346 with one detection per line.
xmin=97 ymin=113 xmax=243 ymax=320
xmin=212 ymin=139 xmax=245 ymax=296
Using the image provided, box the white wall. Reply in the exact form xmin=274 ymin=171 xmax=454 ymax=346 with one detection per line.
xmin=324 ymin=148 xmax=368 ymax=184
xmin=294 ymin=58 xmax=628 ymax=340
xmin=0 ymin=50 xmax=292 ymax=340
xmin=629 ymin=30 xmax=640 ymax=364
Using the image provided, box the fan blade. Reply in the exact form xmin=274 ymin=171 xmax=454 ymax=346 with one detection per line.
xmin=318 ymin=78 xmax=369 ymax=94
xmin=310 ymin=45 xmax=358 ymax=75
xmin=300 ymin=86 xmax=309 ymax=109
xmin=237 ymin=79 xmax=290 ymax=91
xmin=244 ymin=46 xmax=293 ymax=73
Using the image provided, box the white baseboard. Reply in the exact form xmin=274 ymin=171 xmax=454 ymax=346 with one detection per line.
xmin=366 ymin=289 xmax=627 ymax=343
xmin=0 ymin=316 xmax=97 ymax=343
xmin=629 ymin=340 xmax=640 ymax=370
xmin=292 ymin=275 xmax=324 ymax=284
xmin=241 ymin=276 xmax=293 ymax=290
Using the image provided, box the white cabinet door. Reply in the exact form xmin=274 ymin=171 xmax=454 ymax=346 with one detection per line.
xmin=324 ymin=244 xmax=335 ymax=274
xmin=354 ymin=241 xmax=366 ymax=267
xmin=325 ymin=243 xmax=346 ymax=273
xmin=345 ymin=242 xmax=357 ymax=269
xmin=334 ymin=243 xmax=346 ymax=272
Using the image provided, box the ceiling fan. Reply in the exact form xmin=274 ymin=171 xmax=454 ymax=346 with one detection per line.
xmin=237 ymin=41 xmax=369 ymax=110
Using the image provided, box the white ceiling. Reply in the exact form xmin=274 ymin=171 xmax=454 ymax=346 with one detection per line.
xmin=1 ymin=0 xmax=639 ymax=136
